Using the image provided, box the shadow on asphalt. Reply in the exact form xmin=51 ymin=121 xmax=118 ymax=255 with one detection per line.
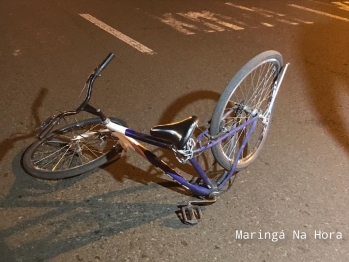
xmin=298 ymin=16 xmax=349 ymax=153
xmin=157 ymin=89 xmax=221 ymax=124
xmin=1 ymin=90 xmax=225 ymax=261
xmin=1 ymin=150 xmax=187 ymax=261
xmin=0 ymin=88 xmax=48 ymax=163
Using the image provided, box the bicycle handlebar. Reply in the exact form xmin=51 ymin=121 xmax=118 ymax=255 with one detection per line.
xmin=38 ymin=110 xmax=77 ymax=139
xmin=76 ymin=52 xmax=115 ymax=112
xmin=37 ymin=53 xmax=115 ymax=139
xmin=95 ymin=53 xmax=115 ymax=76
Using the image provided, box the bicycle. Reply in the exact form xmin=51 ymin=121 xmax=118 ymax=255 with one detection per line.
xmin=22 ymin=51 xmax=289 ymax=224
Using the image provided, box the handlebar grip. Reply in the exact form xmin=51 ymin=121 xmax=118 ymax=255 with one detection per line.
xmin=95 ymin=53 xmax=115 ymax=75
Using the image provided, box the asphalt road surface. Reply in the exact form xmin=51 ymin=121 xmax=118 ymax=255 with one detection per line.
xmin=1 ymin=0 xmax=348 ymax=261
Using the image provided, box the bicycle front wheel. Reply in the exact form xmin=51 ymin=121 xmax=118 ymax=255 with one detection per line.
xmin=22 ymin=117 xmax=127 ymax=179
xmin=210 ymin=51 xmax=283 ymax=171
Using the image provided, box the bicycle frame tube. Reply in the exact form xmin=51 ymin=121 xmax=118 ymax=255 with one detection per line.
xmin=189 ymin=116 xmax=258 ymax=191
xmin=217 ymin=118 xmax=257 ymax=190
xmin=133 ymin=144 xmax=213 ymax=196
xmin=193 ymin=115 xmax=259 ymax=154
xmin=105 ymin=116 xmax=258 ymax=196
xmin=106 ymin=115 xmax=258 ymax=152
xmin=105 ymin=120 xmax=212 ymax=195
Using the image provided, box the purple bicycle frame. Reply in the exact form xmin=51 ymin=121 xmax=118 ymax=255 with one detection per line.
xmin=123 ymin=115 xmax=259 ymax=197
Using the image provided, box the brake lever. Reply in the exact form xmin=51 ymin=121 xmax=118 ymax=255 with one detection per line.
xmin=35 ymin=116 xmax=55 ymax=132
xmin=38 ymin=116 xmax=61 ymax=139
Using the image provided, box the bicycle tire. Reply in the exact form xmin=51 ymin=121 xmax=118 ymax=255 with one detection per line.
xmin=22 ymin=117 xmax=127 ymax=179
xmin=210 ymin=51 xmax=283 ymax=171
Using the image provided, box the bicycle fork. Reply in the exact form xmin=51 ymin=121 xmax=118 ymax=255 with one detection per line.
xmin=262 ymin=63 xmax=290 ymax=123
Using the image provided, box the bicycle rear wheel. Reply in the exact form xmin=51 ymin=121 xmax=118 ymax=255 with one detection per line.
xmin=210 ymin=51 xmax=283 ymax=171
xmin=22 ymin=117 xmax=127 ymax=179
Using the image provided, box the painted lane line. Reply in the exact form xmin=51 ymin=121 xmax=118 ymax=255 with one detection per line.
xmin=177 ymin=12 xmax=224 ymax=32
xmin=262 ymin=22 xmax=274 ymax=27
xmin=178 ymin=11 xmax=244 ymax=32
xmin=225 ymin=3 xmax=311 ymax=26
xmin=225 ymin=3 xmax=273 ymax=17
xmin=225 ymin=3 xmax=254 ymax=12
xmin=292 ymin=18 xmax=314 ymax=24
xmin=252 ymin=7 xmax=286 ymax=17
xmin=306 ymin=0 xmax=333 ymax=6
xmin=212 ymin=11 xmax=247 ymax=26
xmin=289 ymin=4 xmax=349 ymax=22
xmin=153 ymin=12 xmax=244 ymax=34
xmin=200 ymin=11 xmax=244 ymax=30
xmin=214 ymin=13 xmax=247 ymax=26
xmin=332 ymin=1 xmax=349 ymax=11
xmin=156 ymin=13 xmax=196 ymax=35
xmin=276 ymin=18 xmax=299 ymax=25
xmin=79 ymin=14 xmax=155 ymax=55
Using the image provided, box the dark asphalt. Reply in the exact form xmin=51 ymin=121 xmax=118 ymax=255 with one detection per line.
xmin=0 ymin=0 xmax=348 ymax=261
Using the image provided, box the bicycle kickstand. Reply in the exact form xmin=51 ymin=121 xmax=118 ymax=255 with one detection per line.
xmin=179 ymin=197 xmax=217 ymax=225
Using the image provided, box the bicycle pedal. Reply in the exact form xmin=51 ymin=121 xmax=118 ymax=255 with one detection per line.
xmin=180 ymin=205 xmax=202 ymax=225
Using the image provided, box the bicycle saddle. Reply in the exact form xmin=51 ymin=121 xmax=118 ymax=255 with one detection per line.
xmin=150 ymin=116 xmax=198 ymax=149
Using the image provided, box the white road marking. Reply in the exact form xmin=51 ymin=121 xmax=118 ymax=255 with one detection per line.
xmin=156 ymin=13 xmax=196 ymax=35
xmin=332 ymin=1 xmax=349 ymax=11
xmin=225 ymin=3 xmax=273 ymax=17
xmin=215 ymin=14 xmax=247 ymax=26
xmin=276 ymin=18 xmax=299 ymax=25
xmin=306 ymin=0 xmax=333 ymax=6
xmin=178 ymin=12 xmax=225 ymax=32
xmin=158 ymin=11 xmax=245 ymax=34
xmin=226 ymin=2 xmax=312 ymax=25
xmin=225 ymin=3 xmax=254 ymax=12
xmin=293 ymin=18 xmax=314 ymax=24
xmin=79 ymin=13 xmax=155 ymax=55
xmin=252 ymin=7 xmax=286 ymax=17
xmin=178 ymin=11 xmax=244 ymax=31
xmin=262 ymin=22 xmax=274 ymax=27
xmin=289 ymin=4 xmax=349 ymax=22
xmin=151 ymin=2 xmax=322 ymax=36
xmin=200 ymin=11 xmax=244 ymax=30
